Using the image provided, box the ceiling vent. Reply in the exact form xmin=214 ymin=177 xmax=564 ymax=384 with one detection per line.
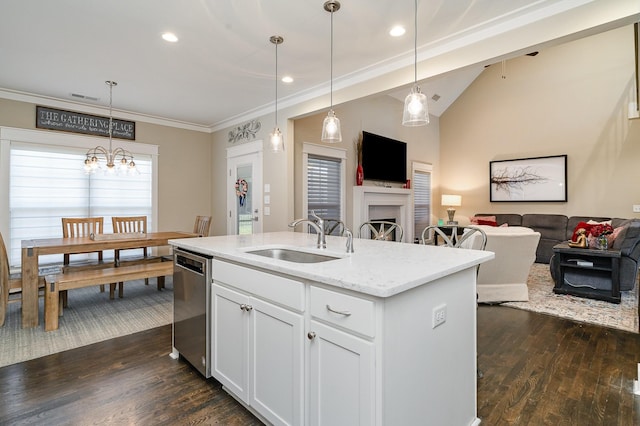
xmin=70 ymin=93 xmax=99 ymax=102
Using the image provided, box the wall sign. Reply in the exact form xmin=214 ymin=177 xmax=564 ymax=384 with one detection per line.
xmin=36 ymin=105 xmax=136 ymax=140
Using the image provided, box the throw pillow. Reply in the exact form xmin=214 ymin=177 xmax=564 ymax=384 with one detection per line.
xmin=571 ymin=221 xmax=594 ymax=241
xmin=612 ymin=224 xmax=632 ymax=250
xmin=470 ymin=216 xmax=497 ymax=226
xmin=587 ymin=219 xmax=612 ymax=226
xmin=609 ymin=226 xmax=624 ymax=244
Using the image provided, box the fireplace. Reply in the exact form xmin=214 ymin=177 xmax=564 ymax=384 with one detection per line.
xmin=352 ymin=187 xmax=412 ymax=243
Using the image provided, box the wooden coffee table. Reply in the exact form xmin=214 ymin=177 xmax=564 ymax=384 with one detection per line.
xmin=552 ymin=243 xmax=621 ymax=303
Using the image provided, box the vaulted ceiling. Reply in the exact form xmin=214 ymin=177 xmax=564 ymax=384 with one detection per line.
xmin=0 ymin=1 xmax=637 ymax=131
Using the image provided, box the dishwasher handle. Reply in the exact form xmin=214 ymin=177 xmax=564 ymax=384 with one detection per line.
xmin=175 ymin=251 xmax=206 ymax=276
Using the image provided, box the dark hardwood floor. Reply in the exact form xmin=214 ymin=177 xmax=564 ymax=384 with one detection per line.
xmin=477 ymin=305 xmax=640 ymax=425
xmin=1 ymin=306 xmax=639 ymax=425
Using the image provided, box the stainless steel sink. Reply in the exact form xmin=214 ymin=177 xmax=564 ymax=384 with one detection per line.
xmin=247 ymin=248 xmax=340 ymax=263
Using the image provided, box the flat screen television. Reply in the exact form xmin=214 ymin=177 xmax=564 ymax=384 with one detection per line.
xmin=361 ymin=131 xmax=407 ymax=183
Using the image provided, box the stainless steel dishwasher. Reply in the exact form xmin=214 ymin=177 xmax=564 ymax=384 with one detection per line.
xmin=172 ymin=248 xmax=212 ymax=377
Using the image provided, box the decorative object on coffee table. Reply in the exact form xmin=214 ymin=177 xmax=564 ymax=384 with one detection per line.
xmin=568 ymin=228 xmax=587 ymax=248
xmin=589 ymin=223 xmax=614 ymax=250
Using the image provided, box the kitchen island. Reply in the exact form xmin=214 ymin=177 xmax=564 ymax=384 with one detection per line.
xmin=169 ymin=231 xmax=494 ymax=426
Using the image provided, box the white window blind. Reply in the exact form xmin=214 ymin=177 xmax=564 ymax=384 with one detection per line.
xmin=413 ymin=168 xmax=432 ymax=240
xmin=307 ymin=154 xmax=341 ymax=221
xmin=8 ymin=142 xmax=153 ymax=267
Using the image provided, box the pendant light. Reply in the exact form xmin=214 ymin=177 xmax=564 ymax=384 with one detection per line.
xmin=321 ymin=1 xmax=342 ymax=143
xmin=83 ymin=81 xmax=137 ymax=174
xmin=269 ymin=35 xmax=284 ymax=152
xmin=402 ymin=0 xmax=429 ymax=126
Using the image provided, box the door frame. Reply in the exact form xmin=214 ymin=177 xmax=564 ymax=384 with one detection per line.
xmin=227 ymin=140 xmax=263 ymax=235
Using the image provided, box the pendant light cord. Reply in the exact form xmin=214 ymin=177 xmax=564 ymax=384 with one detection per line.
xmin=413 ymin=0 xmax=418 ymax=84
xmin=275 ymin=41 xmax=278 ymax=124
xmin=107 ymin=81 xmax=114 ymax=152
xmin=330 ymin=6 xmax=334 ymax=108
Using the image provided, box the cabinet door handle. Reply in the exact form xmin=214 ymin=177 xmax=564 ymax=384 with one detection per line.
xmin=326 ymin=304 xmax=352 ymax=316
xmin=239 ymin=304 xmax=246 ymax=311
xmin=307 ymin=331 xmax=316 ymax=340
xmin=245 ymin=304 xmax=253 ymax=311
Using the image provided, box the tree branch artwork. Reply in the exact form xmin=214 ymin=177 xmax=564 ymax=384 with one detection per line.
xmin=489 ymin=155 xmax=567 ymax=202
xmin=490 ymin=166 xmax=548 ymax=195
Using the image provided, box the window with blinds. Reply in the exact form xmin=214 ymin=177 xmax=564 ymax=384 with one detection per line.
xmin=307 ymin=154 xmax=341 ymax=220
xmin=413 ymin=166 xmax=432 ymax=241
xmin=8 ymin=142 xmax=153 ymax=267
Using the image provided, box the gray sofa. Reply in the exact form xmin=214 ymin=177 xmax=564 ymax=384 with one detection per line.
xmin=476 ymin=213 xmax=640 ymax=291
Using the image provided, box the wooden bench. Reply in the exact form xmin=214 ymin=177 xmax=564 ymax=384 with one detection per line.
xmin=44 ymin=262 xmax=173 ymax=331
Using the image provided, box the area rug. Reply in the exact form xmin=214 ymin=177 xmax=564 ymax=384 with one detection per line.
xmin=502 ymin=263 xmax=638 ymax=333
xmin=0 ymin=278 xmax=173 ymax=368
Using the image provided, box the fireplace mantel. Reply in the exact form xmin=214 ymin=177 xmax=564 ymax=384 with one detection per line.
xmin=352 ymin=186 xmax=413 ymax=243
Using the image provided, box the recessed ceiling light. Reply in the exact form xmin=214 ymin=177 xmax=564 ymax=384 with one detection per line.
xmin=389 ymin=25 xmax=406 ymax=37
xmin=162 ymin=32 xmax=178 ymax=43
xmin=281 ymin=76 xmax=293 ymax=83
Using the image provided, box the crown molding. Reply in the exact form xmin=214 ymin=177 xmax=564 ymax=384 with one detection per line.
xmin=0 ymin=88 xmax=212 ymax=134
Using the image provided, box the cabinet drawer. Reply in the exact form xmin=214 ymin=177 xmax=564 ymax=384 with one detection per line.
xmin=213 ymin=259 xmax=305 ymax=311
xmin=310 ymin=286 xmax=375 ymax=338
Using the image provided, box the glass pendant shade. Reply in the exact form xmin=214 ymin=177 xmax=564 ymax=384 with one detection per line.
xmin=321 ymin=1 xmax=342 ymax=144
xmin=402 ymin=86 xmax=429 ymax=126
xmin=269 ymin=35 xmax=284 ymax=153
xmin=270 ymin=127 xmax=283 ymax=152
xmin=321 ymin=109 xmax=342 ymax=143
xmin=402 ymin=0 xmax=429 ymax=127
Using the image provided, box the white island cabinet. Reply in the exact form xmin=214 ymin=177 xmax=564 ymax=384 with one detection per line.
xmin=212 ymin=259 xmax=305 ymax=426
xmin=308 ymin=285 xmax=375 ymax=425
xmin=169 ymin=232 xmax=494 ymax=426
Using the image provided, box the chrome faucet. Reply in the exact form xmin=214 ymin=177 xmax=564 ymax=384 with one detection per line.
xmin=344 ymin=228 xmax=354 ymax=253
xmin=289 ymin=211 xmax=326 ymax=249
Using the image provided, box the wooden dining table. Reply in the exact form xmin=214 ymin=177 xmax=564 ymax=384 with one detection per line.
xmin=20 ymin=231 xmax=198 ymax=328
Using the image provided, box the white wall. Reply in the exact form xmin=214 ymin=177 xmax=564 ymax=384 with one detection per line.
xmin=440 ymin=25 xmax=640 ymax=221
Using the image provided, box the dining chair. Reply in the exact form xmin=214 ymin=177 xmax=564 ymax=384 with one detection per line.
xmin=0 ymin=231 xmax=46 ymax=327
xmin=420 ymin=225 xmax=487 ymax=250
xmin=61 ymin=217 xmax=105 ymax=265
xmin=193 ymin=215 xmax=212 ymax=237
xmin=61 ymin=217 xmax=106 ymax=302
xmin=112 ymin=216 xmax=152 ymax=295
xmin=323 ymin=218 xmax=345 ymax=236
xmin=359 ymin=221 xmax=404 ymax=242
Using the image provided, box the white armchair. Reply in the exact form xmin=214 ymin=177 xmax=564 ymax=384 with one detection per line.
xmin=472 ymin=226 xmax=541 ymax=303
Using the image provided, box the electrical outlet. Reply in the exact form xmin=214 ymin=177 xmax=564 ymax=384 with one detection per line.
xmin=633 ymin=205 xmax=640 ymax=213
xmin=432 ymin=304 xmax=447 ymax=329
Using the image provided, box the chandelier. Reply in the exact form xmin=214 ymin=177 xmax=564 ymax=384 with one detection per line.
xmin=83 ymin=81 xmax=137 ymax=174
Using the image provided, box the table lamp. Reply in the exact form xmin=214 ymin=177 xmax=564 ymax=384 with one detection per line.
xmin=441 ymin=194 xmax=462 ymax=225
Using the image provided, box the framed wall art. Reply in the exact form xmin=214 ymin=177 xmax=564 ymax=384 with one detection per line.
xmin=490 ymin=154 xmax=567 ymax=202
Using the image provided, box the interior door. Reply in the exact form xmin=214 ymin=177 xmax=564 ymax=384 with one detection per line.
xmin=227 ymin=141 xmax=263 ymax=235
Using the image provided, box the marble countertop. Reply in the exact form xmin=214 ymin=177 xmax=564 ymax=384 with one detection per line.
xmin=169 ymin=232 xmax=494 ymax=298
